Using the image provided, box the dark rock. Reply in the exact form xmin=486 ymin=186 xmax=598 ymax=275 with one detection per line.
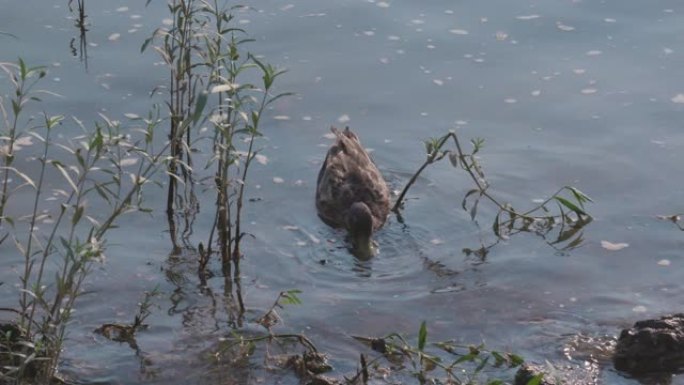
xmin=614 ymin=313 xmax=684 ymax=374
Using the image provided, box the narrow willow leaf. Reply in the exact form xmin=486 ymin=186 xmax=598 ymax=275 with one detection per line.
xmin=424 ymin=140 xmax=434 ymax=156
xmin=491 ymin=351 xmax=505 ymax=367
xmin=283 ymin=289 xmax=303 ymax=305
xmin=140 ymin=34 xmax=156 ymax=53
xmin=191 ymin=92 xmax=208 ymax=125
xmin=72 ymin=204 xmax=84 ymax=226
xmin=266 ymin=92 xmax=294 ymax=107
xmin=448 ymin=152 xmax=458 ymax=167
xmin=474 ymin=355 xmax=490 ymax=373
xmin=492 ymin=212 xmax=501 ymax=237
xmin=454 ymin=352 xmax=477 ymax=365
xmin=52 ymin=162 xmax=79 ymax=193
xmin=554 ymin=196 xmax=586 ymax=216
xmin=568 ymin=186 xmax=593 ymax=203
xmin=47 ymin=115 xmax=64 ymax=129
xmin=461 ymin=189 xmax=479 ymax=211
xmin=418 ymin=321 xmax=427 ymax=351
xmin=0 ymin=167 xmax=36 ymax=189
xmin=470 ymin=197 xmax=479 ymax=220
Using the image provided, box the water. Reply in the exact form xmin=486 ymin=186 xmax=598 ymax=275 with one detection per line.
xmin=2 ymin=0 xmax=684 ymax=383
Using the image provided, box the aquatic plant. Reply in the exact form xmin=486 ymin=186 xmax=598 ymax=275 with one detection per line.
xmin=67 ymin=0 xmax=89 ymax=70
xmin=212 ymin=292 xmax=537 ymax=385
xmin=95 ymin=286 xmax=160 ymax=352
xmin=211 ymin=289 xmax=329 ymax=383
xmin=143 ymin=0 xmax=289 ymax=303
xmin=394 ymin=130 xmax=593 ymax=255
xmin=351 ymin=321 xmax=538 ymax=385
xmin=0 ymin=59 xmax=167 ymax=383
xmin=67 ymin=0 xmax=87 ymax=31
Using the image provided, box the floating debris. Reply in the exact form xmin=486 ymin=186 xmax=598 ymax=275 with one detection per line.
xmin=601 ymin=240 xmax=629 ymax=251
xmin=119 ymin=158 xmax=138 ymax=167
xmin=449 ymin=29 xmax=469 ymax=35
xmin=556 ymin=22 xmax=575 ymax=31
xmin=671 ymin=94 xmax=684 ymax=104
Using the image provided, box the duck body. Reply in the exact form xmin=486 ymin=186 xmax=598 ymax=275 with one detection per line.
xmin=316 ymin=127 xmax=390 ymax=256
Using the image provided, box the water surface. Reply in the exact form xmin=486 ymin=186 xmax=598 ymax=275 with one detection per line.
xmin=2 ymin=0 xmax=684 ymax=383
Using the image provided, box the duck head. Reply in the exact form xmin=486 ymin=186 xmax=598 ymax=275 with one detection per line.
xmin=346 ymin=202 xmax=375 ymax=259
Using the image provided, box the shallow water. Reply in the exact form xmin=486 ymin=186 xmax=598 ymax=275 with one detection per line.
xmin=3 ymin=0 xmax=684 ymax=383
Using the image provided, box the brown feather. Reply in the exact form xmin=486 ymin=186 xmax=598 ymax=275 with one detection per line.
xmin=316 ymin=126 xmax=390 ymax=231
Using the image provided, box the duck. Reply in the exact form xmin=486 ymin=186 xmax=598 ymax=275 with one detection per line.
xmin=316 ymin=126 xmax=391 ymax=258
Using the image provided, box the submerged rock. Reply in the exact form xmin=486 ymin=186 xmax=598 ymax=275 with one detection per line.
xmin=514 ymin=361 xmax=599 ymax=385
xmin=614 ymin=313 xmax=684 ymax=374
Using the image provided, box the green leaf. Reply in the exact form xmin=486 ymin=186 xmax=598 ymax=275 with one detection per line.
xmin=52 ymin=161 xmax=79 ymax=193
xmin=47 ymin=115 xmax=64 ymax=129
xmin=492 ymin=212 xmax=501 ymax=237
xmin=424 ymin=140 xmax=434 ymax=156
xmin=265 ymin=92 xmax=295 ymax=107
xmin=491 ymin=351 xmax=505 ymax=367
xmin=526 ymin=373 xmax=544 ymax=385
xmin=418 ymin=321 xmax=427 ymax=352
xmin=191 ymin=91 xmax=208 ymax=125
xmin=1 ymin=167 xmax=36 ymax=189
xmin=554 ymin=196 xmax=587 ymax=216
xmin=18 ymin=57 xmax=27 ymax=80
xmin=453 ymin=352 xmax=478 ymax=365
xmin=141 ymin=34 xmax=155 ymax=53
xmin=281 ymin=289 xmax=303 ymax=305
xmin=474 ymin=355 xmax=490 ymax=373
xmin=72 ymin=204 xmax=84 ymax=226
xmin=568 ymin=186 xmax=593 ymax=205
xmin=448 ymin=152 xmax=459 ymax=168
xmin=469 ymin=197 xmax=479 ymax=220
xmin=461 ymin=188 xmax=479 ymax=211
xmin=508 ymin=353 xmax=525 ymax=367
xmin=11 ymin=99 xmax=20 ymax=116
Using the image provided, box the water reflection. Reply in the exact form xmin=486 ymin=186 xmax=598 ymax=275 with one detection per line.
xmin=68 ymin=0 xmax=89 ymax=71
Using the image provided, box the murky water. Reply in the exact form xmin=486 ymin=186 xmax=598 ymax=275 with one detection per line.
xmin=3 ymin=0 xmax=684 ymax=383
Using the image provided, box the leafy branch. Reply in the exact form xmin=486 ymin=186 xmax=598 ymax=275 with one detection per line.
xmin=353 ymin=321 xmax=534 ymax=385
xmin=394 ymin=130 xmax=593 ymax=250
